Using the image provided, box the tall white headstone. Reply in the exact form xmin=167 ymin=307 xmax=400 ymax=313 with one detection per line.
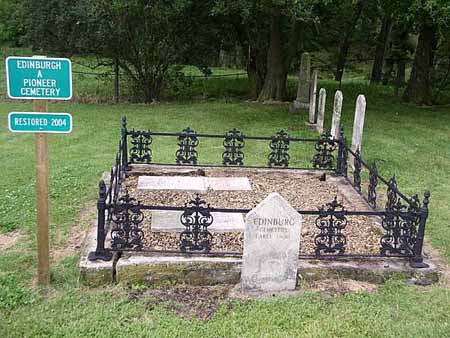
xmin=241 ymin=193 xmax=302 ymax=292
xmin=316 ymin=88 xmax=326 ymax=134
xmin=331 ymin=90 xmax=343 ymax=138
xmin=308 ymin=69 xmax=319 ymax=124
xmin=351 ymin=94 xmax=366 ymax=154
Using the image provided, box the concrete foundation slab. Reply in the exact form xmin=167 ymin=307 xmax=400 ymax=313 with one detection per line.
xmin=79 ymin=225 xmax=114 ymax=286
xmin=151 ymin=210 xmax=245 ymax=232
xmin=114 ymin=254 xmax=439 ymax=287
xmin=116 ymin=255 xmax=242 ymax=286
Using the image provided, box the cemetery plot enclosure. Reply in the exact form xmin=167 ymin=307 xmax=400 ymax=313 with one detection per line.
xmin=88 ymin=117 xmax=431 ymax=269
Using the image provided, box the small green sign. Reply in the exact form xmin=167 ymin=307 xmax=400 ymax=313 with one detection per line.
xmin=6 ymin=56 xmax=72 ymax=100
xmin=8 ymin=112 xmax=72 ymax=133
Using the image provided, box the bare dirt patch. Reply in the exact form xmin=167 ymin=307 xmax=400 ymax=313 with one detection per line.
xmin=129 ymin=285 xmax=232 ymax=320
xmin=0 ymin=230 xmax=22 ymax=251
xmin=52 ymin=202 xmax=97 ymax=263
xmin=307 ymin=279 xmax=378 ymax=295
xmin=126 ymin=280 xmax=378 ymax=320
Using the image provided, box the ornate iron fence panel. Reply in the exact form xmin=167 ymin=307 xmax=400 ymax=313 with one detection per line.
xmin=368 ymin=162 xmax=378 ymax=208
xmin=111 ymin=193 xmax=144 ymax=250
xmin=314 ymin=197 xmax=348 ymax=255
xmin=223 ymin=129 xmax=245 ymax=166
xmin=129 ymin=130 xmax=152 ymax=164
xmin=380 ymin=177 xmax=419 ymax=256
xmin=179 ymin=196 xmax=214 ymax=252
xmin=176 ymin=128 xmax=199 ymax=165
xmin=353 ymin=149 xmax=362 ymax=192
xmin=312 ymin=132 xmax=337 ymax=169
xmin=268 ymin=130 xmax=290 ymax=167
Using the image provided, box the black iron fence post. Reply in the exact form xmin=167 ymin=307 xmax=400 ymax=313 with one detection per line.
xmin=410 ymin=190 xmax=430 ymax=268
xmin=121 ymin=116 xmax=128 ymax=169
xmin=336 ymin=127 xmax=347 ymax=176
xmin=88 ymin=180 xmax=113 ymax=261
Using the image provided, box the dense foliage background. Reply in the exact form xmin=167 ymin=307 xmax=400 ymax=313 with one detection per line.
xmin=1 ymin=0 xmax=450 ymax=103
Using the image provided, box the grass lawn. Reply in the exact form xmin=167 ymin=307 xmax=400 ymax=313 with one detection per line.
xmin=1 ymin=72 xmax=450 ymax=336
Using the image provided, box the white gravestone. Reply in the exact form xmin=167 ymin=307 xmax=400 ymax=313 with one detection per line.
xmin=241 ymin=193 xmax=302 ymax=292
xmin=291 ymin=53 xmax=311 ymax=112
xmin=351 ymin=94 xmax=366 ymax=154
xmin=350 ymin=95 xmax=366 ymax=167
xmin=316 ymin=88 xmax=326 ymax=134
xmin=331 ymin=90 xmax=343 ymax=138
xmin=308 ymin=69 xmax=319 ymax=124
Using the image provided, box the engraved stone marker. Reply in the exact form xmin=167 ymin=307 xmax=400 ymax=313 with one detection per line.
xmin=316 ymin=88 xmax=326 ymax=134
xmin=331 ymin=90 xmax=343 ymax=138
xmin=308 ymin=69 xmax=319 ymax=124
xmin=291 ymin=53 xmax=311 ymax=112
xmin=241 ymin=193 xmax=302 ymax=291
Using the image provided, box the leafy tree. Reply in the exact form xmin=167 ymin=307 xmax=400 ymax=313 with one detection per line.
xmin=402 ymin=0 xmax=450 ymax=104
xmin=0 ymin=0 xmax=25 ymax=46
xmin=216 ymin=0 xmax=320 ymax=102
xmin=25 ymin=0 xmax=223 ymax=102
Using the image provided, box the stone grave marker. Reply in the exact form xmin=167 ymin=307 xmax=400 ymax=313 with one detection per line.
xmin=137 ymin=176 xmax=252 ymax=192
xmin=151 ymin=210 xmax=245 ymax=232
xmin=291 ymin=52 xmax=311 ymax=112
xmin=137 ymin=176 xmax=209 ymax=192
xmin=241 ymin=192 xmax=302 ymax=292
xmin=316 ymin=88 xmax=326 ymax=134
xmin=208 ymin=177 xmax=252 ymax=191
xmin=331 ymin=90 xmax=343 ymax=138
xmin=308 ymin=69 xmax=319 ymax=125
xmin=351 ymin=94 xmax=366 ymax=162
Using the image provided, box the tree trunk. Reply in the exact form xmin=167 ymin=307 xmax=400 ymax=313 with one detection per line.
xmin=257 ymin=12 xmax=286 ymax=101
xmin=335 ymin=0 xmax=367 ymax=82
xmin=371 ymin=15 xmax=392 ymax=83
xmin=403 ymin=22 xmax=436 ymax=105
xmin=247 ymin=46 xmax=265 ymax=99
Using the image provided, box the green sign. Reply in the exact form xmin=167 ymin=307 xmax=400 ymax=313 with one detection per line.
xmin=8 ymin=112 xmax=72 ymax=133
xmin=5 ymin=56 xmax=72 ymax=100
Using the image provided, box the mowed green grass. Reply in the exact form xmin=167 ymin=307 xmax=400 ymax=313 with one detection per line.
xmin=1 ymin=78 xmax=450 ymax=337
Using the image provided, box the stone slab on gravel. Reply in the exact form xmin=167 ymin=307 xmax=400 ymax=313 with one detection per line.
xmin=138 ymin=176 xmax=252 ymax=192
xmin=152 ymin=210 xmax=245 ymax=232
xmin=138 ymin=176 xmax=209 ymax=192
xmin=208 ymin=177 xmax=252 ymax=191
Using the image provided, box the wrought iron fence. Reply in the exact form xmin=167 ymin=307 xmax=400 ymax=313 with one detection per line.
xmin=88 ymin=117 xmax=431 ymax=269
xmin=120 ymin=117 xmax=339 ymax=170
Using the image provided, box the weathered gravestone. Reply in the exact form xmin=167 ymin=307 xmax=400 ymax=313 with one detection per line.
xmin=351 ymin=95 xmax=366 ymax=153
xmin=308 ymin=69 xmax=319 ymax=125
xmin=291 ymin=53 xmax=311 ymax=112
xmin=316 ymin=88 xmax=326 ymax=134
xmin=331 ymin=90 xmax=343 ymax=138
xmin=241 ymin=193 xmax=302 ymax=291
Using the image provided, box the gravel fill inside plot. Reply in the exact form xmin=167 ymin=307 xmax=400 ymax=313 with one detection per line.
xmin=123 ymin=169 xmax=381 ymax=255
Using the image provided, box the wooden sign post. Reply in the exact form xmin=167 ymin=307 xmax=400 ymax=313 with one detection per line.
xmin=6 ymin=55 xmax=72 ymax=286
xmin=34 ymin=99 xmax=50 ymax=285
